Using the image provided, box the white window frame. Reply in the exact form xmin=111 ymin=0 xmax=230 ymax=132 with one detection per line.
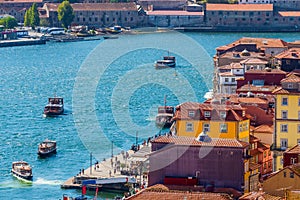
xmin=220 ymin=111 xmax=226 ymax=119
xmin=280 ymin=138 xmax=288 ymax=150
xmin=281 ymin=124 xmax=288 ymax=132
xmin=282 ymin=97 xmax=288 ymax=106
xmin=203 ymin=123 xmax=210 ymax=132
xmin=220 ymin=123 xmax=228 ymax=133
xmin=188 ymin=110 xmax=195 ymax=118
xmin=204 ymin=111 xmax=211 ymax=118
xmin=282 ymin=110 xmax=288 ymax=119
xmin=186 ymin=122 xmax=194 ymax=132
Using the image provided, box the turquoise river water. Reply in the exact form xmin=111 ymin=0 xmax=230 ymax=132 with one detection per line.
xmin=0 ymin=30 xmax=299 ymax=199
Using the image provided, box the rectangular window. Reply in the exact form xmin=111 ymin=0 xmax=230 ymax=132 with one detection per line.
xmin=188 ymin=110 xmax=195 ymax=118
xmin=220 ymin=123 xmax=227 ymax=133
xmin=225 ymin=78 xmax=229 ymax=82
xmin=298 ymin=111 xmax=300 ymax=120
xmin=231 ymin=78 xmax=235 ymax=82
xmin=298 ymin=98 xmax=300 ymax=106
xmin=204 ymin=111 xmax=211 ymax=118
xmin=282 ymin=97 xmax=288 ymax=106
xmin=220 ymin=111 xmax=226 ymax=119
xmin=280 ymin=138 xmax=288 ymax=150
xmin=298 ymin=124 xmax=300 ymax=133
xmin=282 ymin=110 xmax=288 ymax=119
xmin=284 ymin=171 xmax=286 ymax=177
xmin=288 ymin=83 xmax=293 ymax=89
xmin=281 ymin=124 xmax=288 ymax=132
xmin=290 ymin=172 xmax=294 ymax=178
xmin=203 ymin=123 xmax=210 ymax=132
xmin=186 ymin=122 xmax=194 ymax=132
xmin=291 ymin=157 xmax=296 ymax=164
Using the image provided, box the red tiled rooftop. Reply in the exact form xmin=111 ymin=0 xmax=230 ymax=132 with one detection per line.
xmin=206 ymin=3 xmax=273 ymax=11
xmin=279 ymin=11 xmax=300 ymax=17
xmin=147 ymin=10 xmax=203 ymax=16
xmin=45 ymin=3 xmax=137 ymax=12
xmin=240 ymin=58 xmax=269 ymax=65
xmin=237 ymin=85 xmax=277 ymax=93
xmin=275 ymin=48 xmax=300 ymax=59
xmin=253 ymin=124 xmax=274 ymax=134
xmin=281 ymin=73 xmax=300 ymax=83
xmin=217 ymin=37 xmax=288 ymax=53
xmin=219 ymin=63 xmax=243 ymax=70
xmin=152 ymin=135 xmax=249 ymax=148
xmin=245 ymin=69 xmax=286 ymax=74
xmin=126 ymin=184 xmax=232 ymax=200
xmin=285 ymin=144 xmax=300 ymax=154
xmin=0 ymin=0 xmax=42 ymax=3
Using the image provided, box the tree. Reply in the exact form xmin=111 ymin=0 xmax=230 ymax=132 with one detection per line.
xmin=39 ymin=18 xmax=50 ymax=27
xmin=58 ymin=1 xmax=74 ymax=28
xmin=24 ymin=3 xmax=40 ymax=28
xmin=0 ymin=16 xmax=18 ymax=29
xmin=30 ymin=3 xmax=40 ymax=28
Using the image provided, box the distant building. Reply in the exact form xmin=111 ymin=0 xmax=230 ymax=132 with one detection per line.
xmin=263 ymin=163 xmax=300 ymax=197
xmin=149 ymin=135 xmax=251 ymax=193
xmin=252 ymin=125 xmax=274 ymax=146
xmin=249 ymin=135 xmax=272 ymax=178
xmin=272 ymin=71 xmax=300 ymax=170
xmin=283 ymin=144 xmax=300 ymax=168
xmin=275 ymin=48 xmax=300 ymax=72
xmin=172 ymin=102 xmax=250 ymax=142
xmin=0 ymin=0 xmax=43 ymax=23
xmin=138 ymin=0 xmax=186 ymax=11
xmin=40 ymin=3 xmax=145 ymax=28
xmin=205 ymin=4 xmax=274 ymax=28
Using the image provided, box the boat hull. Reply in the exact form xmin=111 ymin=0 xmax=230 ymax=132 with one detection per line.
xmin=43 ymin=109 xmax=64 ymax=116
xmin=38 ymin=149 xmax=57 ymax=157
xmin=11 ymin=170 xmax=33 ymax=182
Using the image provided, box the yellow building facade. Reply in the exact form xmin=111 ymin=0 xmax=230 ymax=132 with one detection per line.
xmin=273 ymin=72 xmax=300 ymax=171
xmin=173 ymin=102 xmax=250 ymax=142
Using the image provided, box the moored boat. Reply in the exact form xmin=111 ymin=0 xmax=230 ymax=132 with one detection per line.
xmin=38 ymin=139 xmax=57 ymax=157
xmin=11 ymin=161 xmax=33 ymax=182
xmin=154 ymin=56 xmax=176 ymax=69
xmin=43 ymin=97 xmax=64 ymax=116
xmin=155 ymin=106 xmax=174 ymax=128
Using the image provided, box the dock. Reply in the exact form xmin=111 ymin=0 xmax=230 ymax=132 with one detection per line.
xmin=0 ymin=38 xmax=46 ymax=47
xmin=61 ymin=144 xmax=151 ymax=191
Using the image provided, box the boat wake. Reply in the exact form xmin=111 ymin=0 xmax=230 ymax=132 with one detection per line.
xmin=34 ymin=177 xmax=62 ymax=185
xmin=0 ymin=180 xmax=32 ymax=188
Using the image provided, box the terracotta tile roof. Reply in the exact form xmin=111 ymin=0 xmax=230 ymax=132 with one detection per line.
xmin=206 ymin=3 xmax=273 ymax=11
xmin=218 ymin=37 xmax=288 ymax=52
xmin=147 ymin=10 xmax=203 ymax=16
xmin=275 ymin=48 xmax=300 ymax=59
xmin=219 ymin=63 xmax=243 ymax=70
xmin=219 ymin=71 xmax=236 ymax=77
xmin=253 ymin=124 xmax=273 ymax=134
xmin=240 ymin=58 xmax=268 ymax=65
xmin=240 ymin=191 xmax=282 ymax=200
xmin=219 ymin=51 xmax=265 ymax=59
xmin=45 ymin=3 xmax=137 ymax=12
xmin=279 ymin=11 xmax=300 ymax=17
xmin=272 ymin=87 xmax=289 ymax=94
xmin=0 ymin=0 xmax=42 ymax=3
xmin=265 ymin=163 xmax=300 ymax=180
xmin=126 ymin=184 xmax=232 ymax=200
xmin=249 ymin=162 xmax=261 ymax=171
xmin=281 ymin=73 xmax=300 ymax=83
xmin=243 ymin=105 xmax=274 ymax=126
xmin=237 ymin=85 xmax=277 ymax=93
xmin=245 ymin=69 xmax=286 ymax=74
xmin=284 ymin=144 xmax=300 ymax=154
xmin=151 ymin=135 xmax=249 ymax=148
xmin=174 ymin=102 xmax=246 ymax=121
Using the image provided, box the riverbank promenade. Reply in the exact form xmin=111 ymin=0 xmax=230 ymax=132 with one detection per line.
xmin=61 ymin=144 xmax=150 ymax=190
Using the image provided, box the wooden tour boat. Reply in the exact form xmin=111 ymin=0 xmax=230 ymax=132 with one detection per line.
xmin=11 ymin=161 xmax=33 ymax=182
xmin=155 ymin=96 xmax=174 ymax=128
xmin=38 ymin=139 xmax=57 ymax=157
xmin=43 ymin=97 xmax=64 ymax=116
xmin=154 ymin=55 xmax=176 ymax=69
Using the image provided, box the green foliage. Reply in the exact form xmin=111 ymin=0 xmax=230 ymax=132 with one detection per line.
xmin=0 ymin=16 xmax=18 ymax=29
xmin=228 ymin=0 xmax=238 ymax=3
xmin=24 ymin=3 xmax=40 ymax=28
xmin=39 ymin=18 xmax=50 ymax=27
xmin=58 ymin=1 xmax=75 ymax=28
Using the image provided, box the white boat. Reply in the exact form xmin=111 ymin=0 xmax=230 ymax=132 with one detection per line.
xmin=154 ymin=56 xmax=176 ymax=69
xmin=11 ymin=161 xmax=33 ymax=182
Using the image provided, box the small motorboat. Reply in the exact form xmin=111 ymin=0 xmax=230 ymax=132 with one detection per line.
xmin=11 ymin=161 xmax=33 ymax=182
xmin=38 ymin=139 xmax=57 ymax=157
xmin=43 ymin=97 xmax=64 ymax=116
xmin=154 ymin=56 xmax=176 ymax=69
